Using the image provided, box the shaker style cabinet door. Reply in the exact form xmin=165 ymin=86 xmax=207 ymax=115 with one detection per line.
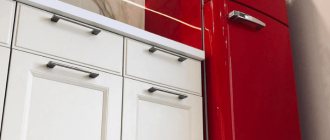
xmin=122 ymin=78 xmax=203 ymax=140
xmin=227 ymin=2 xmax=301 ymax=140
xmin=0 ymin=0 xmax=16 ymax=47
xmin=1 ymin=50 xmax=123 ymax=140
xmin=0 ymin=47 xmax=10 ymax=128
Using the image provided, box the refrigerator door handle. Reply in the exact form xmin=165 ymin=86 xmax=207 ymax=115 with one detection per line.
xmin=228 ymin=10 xmax=266 ymax=28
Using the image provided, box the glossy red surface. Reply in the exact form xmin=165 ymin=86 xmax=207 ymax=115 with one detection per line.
xmin=205 ymin=0 xmax=301 ymax=140
xmin=231 ymin=0 xmax=289 ymax=24
xmin=204 ymin=0 xmax=234 ymax=140
xmin=145 ymin=0 xmax=203 ymax=49
xmin=228 ymin=2 xmax=301 ymax=140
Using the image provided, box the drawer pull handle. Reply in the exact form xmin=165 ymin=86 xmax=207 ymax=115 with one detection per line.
xmin=149 ymin=47 xmax=187 ymax=62
xmin=51 ymin=15 xmax=101 ymax=35
xmin=148 ymin=87 xmax=188 ymax=99
xmin=46 ymin=61 xmax=99 ymax=78
xmin=228 ymin=10 xmax=266 ymax=29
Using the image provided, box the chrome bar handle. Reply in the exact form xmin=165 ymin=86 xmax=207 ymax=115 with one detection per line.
xmin=149 ymin=47 xmax=187 ymax=62
xmin=51 ymin=15 xmax=101 ymax=35
xmin=148 ymin=87 xmax=188 ymax=99
xmin=46 ymin=61 xmax=99 ymax=78
xmin=228 ymin=10 xmax=266 ymax=28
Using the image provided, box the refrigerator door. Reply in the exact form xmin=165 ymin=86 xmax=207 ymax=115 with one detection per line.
xmin=227 ymin=2 xmax=301 ymax=140
xmin=231 ymin=0 xmax=288 ymax=24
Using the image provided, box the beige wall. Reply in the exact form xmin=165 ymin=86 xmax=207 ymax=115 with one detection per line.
xmin=287 ymin=0 xmax=330 ymax=140
xmin=59 ymin=0 xmax=145 ymax=29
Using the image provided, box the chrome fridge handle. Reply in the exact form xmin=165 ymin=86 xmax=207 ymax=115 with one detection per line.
xmin=228 ymin=10 xmax=266 ymax=28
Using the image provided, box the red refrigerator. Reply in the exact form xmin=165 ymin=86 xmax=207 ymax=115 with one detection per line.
xmin=204 ymin=0 xmax=301 ymax=140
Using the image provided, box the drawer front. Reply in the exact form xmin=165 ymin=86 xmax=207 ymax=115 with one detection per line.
xmin=122 ymin=78 xmax=203 ymax=140
xmin=125 ymin=39 xmax=202 ymax=95
xmin=14 ymin=4 xmax=123 ymax=74
xmin=0 ymin=0 xmax=16 ymax=47
xmin=231 ymin=0 xmax=288 ymax=24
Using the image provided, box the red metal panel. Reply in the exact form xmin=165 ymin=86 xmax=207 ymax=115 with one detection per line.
xmin=231 ymin=0 xmax=288 ymax=24
xmin=227 ymin=2 xmax=301 ymax=140
xmin=145 ymin=0 xmax=203 ymax=49
xmin=204 ymin=0 xmax=234 ymax=140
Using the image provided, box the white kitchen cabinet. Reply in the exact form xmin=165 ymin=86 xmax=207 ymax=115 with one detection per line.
xmin=125 ymin=38 xmax=202 ymax=95
xmin=1 ymin=50 xmax=123 ymax=140
xmin=0 ymin=2 xmax=205 ymax=140
xmin=0 ymin=47 xmax=10 ymax=129
xmin=122 ymin=78 xmax=203 ymax=140
xmin=0 ymin=0 xmax=16 ymax=47
xmin=13 ymin=4 xmax=124 ymax=75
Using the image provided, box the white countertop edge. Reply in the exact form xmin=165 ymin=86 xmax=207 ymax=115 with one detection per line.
xmin=16 ymin=0 xmax=205 ymax=61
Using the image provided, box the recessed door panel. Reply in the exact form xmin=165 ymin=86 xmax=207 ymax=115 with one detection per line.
xmin=26 ymin=77 xmax=104 ymax=140
xmin=137 ymin=98 xmax=190 ymax=140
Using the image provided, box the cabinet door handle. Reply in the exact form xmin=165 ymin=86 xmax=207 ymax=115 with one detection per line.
xmin=149 ymin=47 xmax=188 ymax=62
xmin=46 ymin=61 xmax=99 ymax=78
xmin=148 ymin=87 xmax=188 ymax=99
xmin=228 ymin=10 xmax=266 ymax=28
xmin=51 ymin=15 xmax=101 ymax=35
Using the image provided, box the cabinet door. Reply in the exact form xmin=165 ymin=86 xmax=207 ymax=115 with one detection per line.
xmin=1 ymin=50 xmax=123 ymax=140
xmin=228 ymin=3 xmax=301 ymax=140
xmin=122 ymin=78 xmax=203 ymax=140
xmin=231 ymin=0 xmax=288 ymax=24
xmin=0 ymin=0 xmax=16 ymax=47
xmin=0 ymin=47 xmax=10 ymax=127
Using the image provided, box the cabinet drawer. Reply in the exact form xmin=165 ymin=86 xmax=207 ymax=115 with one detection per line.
xmin=14 ymin=4 xmax=123 ymax=74
xmin=0 ymin=0 xmax=16 ymax=47
xmin=122 ymin=78 xmax=203 ymax=140
xmin=125 ymin=39 xmax=202 ymax=95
